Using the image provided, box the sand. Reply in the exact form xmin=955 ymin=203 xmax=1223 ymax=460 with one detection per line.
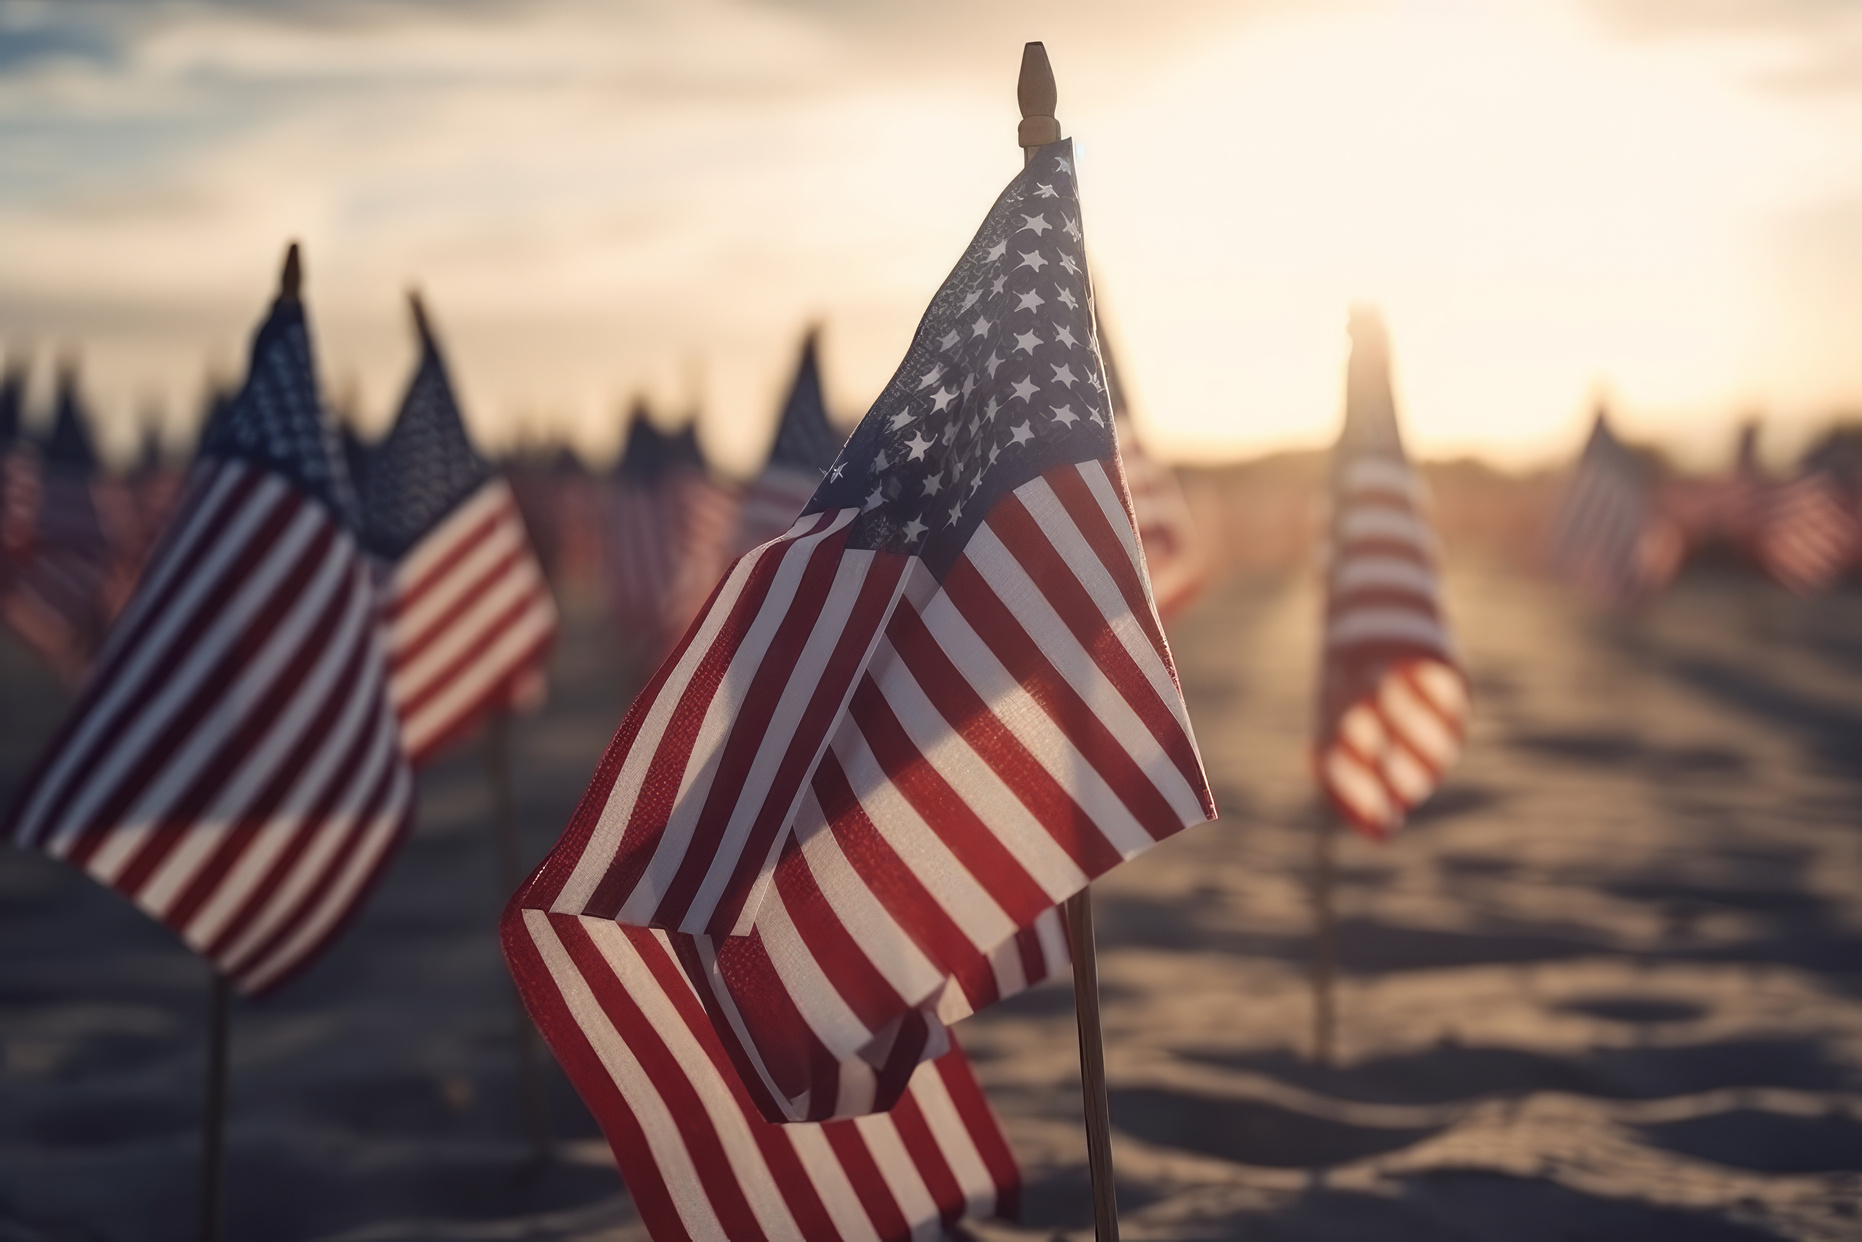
xmin=2 ymin=560 xmax=1860 ymax=1240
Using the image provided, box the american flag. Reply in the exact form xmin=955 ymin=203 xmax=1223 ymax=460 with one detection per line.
xmin=1749 ymin=469 xmax=1858 ymax=596
xmin=1550 ymin=409 xmax=1684 ymax=607
xmin=0 ymin=358 xmax=35 ymax=589
xmin=1101 ymin=338 xmax=1207 ymax=621
xmin=0 ymin=365 xmax=115 ymax=677
xmin=504 ymin=140 xmax=1213 ymax=1237
xmin=1315 ymin=309 xmax=1468 ymax=839
xmin=359 ymin=296 xmax=559 ymax=767
xmin=732 ymin=328 xmax=847 ymax=558
xmin=4 ymin=249 xmax=417 ymax=996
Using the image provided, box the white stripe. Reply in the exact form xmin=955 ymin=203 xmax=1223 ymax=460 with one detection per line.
xmin=1331 ymin=554 xmax=1439 ymax=602
xmin=1341 ymin=456 xmax=1419 ymax=500
xmin=782 ymin=1126 xmax=884 ymax=1242
xmin=907 ymin=1065 xmax=995 ymax=1220
xmin=391 ymin=553 xmax=543 ymax=709
xmin=848 ymin=1113 xmax=940 ymax=1242
xmin=391 ymin=480 xmax=513 ymax=596
xmin=1337 ymin=506 xmax=1433 ymax=551
xmin=389 ymin=514 xmax=529 ymax=664
xmin=1326 ymin=606 xmax=1450 ymax=653
xmin=399 ymin=590 xmax=556 ymax=758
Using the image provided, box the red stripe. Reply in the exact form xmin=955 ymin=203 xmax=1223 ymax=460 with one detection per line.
xmin=987 ymin=491 xmax=1205 ymax=807
xmin=652 ymin=524 xmax=853 ymax=928
xmin=386 ymin=498 xmax=507 ymax=622
xmin=770 ymin=835 xmax=906 ymax=1032
xmin=710 ymin=928 xmax=844 ymax=1118
xmin=1045 ymin=466 xmax=1173 ymax=676
xmin=396 ymin=575 xmax=549 ymax=720
xmin=391 ymin=540 xmax=530 ymax=671
xmin=697 ymin=548 xmax=905 ymax=936
xmin=821 ymin=1121 xmax=909 ymax=1241
xmin=504 ymin=918 xmax=692 ymax=1242
xmin=934 ymin=1051 xmax=1020 ymax=1220
xmin=401 ymin=621 xmax=556 ymax=769
xmin=890 ymin=1089 xmax=966 ymax=1227
xmin=942 ymin=557 xmax=1188 ymax=845
xmin=666 ymin=937 xmax=797 ymax=1123
xmin=65 ymin=513 xmax=339 ymax=869
xmin=553 ymin=920 xmax=771 ymax=1241
xmin=812 ymin=748 xmax=1002 ymax=1012
xmin=886 ymin=599 xmax=1125 ymax=876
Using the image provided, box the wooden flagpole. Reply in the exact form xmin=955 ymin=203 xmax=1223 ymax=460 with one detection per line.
xmin=1310 ymin=808 xmax=1339 ymax=1068
xmin=197 ymin=970 xmax=232 ymax=1242
xmin=484 ymin=710 xmax=555 ymax=1163
xmin=1019 ymin=41 xmax=1119 ymax=1242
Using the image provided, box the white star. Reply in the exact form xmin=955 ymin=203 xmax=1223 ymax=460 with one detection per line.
xmin=1056 ymin=288 xmax=1079 ymax=310
xmin=970 ymin=472 xmax=984 ymax=494
xmin=988 ymin=443 xmax=1002 ymax=466
xmin=1010 ymin=377 xmax=1038 ymax=402
xmin=1053 ymin=324 xmax=1078 ymax=348
xmin=984 ymin=396 xmax=1001 ymax=419
xmin=942 ymin=423 xmax=957 ymax=444
xmin=1015 ymin=290 xmax=1045 ymax=313
xmin=990 ymin=275 xmax=1008 ymax=295
xmin=962 ymin=373 xmax=976 ymax=397
xmin=917 ymin=365 xmax=943 ymax=390
xmin=961 ymin=290 xmax=981 ymax=311
xmin=939 ymin=329 xmax=960 ymax=352
xmin=1010 ymin=422 xmax=1034 ymax=446
xmin=930 ymin=386 xmax=958 ymax=413
xmin=903 ymin=515 xmax=927 ymax=543
xmin=1035 ymin=183 xmax=1058 ymax=198
xmin=888 ymin=411 xmax=914 ymax=431
xmin=864 ymin=487 xmax=884 ymax=511
xmin=1050 ymin=404 xmax=1078 ymax=427
xmin=1063 ymin=214 xmax=1082 ymax=242
xmin=1059 ymin=253 xmax=1081 ymax=276
xmin=829 ymin=463 xmax=845 ymax=482
xmin=1018 ymin=250 xmax=1048 ymax=272
xmin=1019 ymin=213 xmax=1052 ymax=235
xmin=985 ymin=352 xmax=1004 ymax=377
xmin=948 ymin=499 xmax=964 ymax=526
xmin=922 ymin=474 xmax=942 ymax=496
xmin=1088 ymin=405 xmax=1106 ymax=426
xmin=873 ymin=448 xmax=889 ymax=471
xmin=971 ymin=315 xmax=992 ymax=338
xmin=905 ymin=432 xmax=932 ymax=460
xmin=1051 ymin=363 xmax=1078 ymax=387
xmin=1054 ymin=155 xmax=1072 ymax=174
xmin=986 ymin=240 xmax=1008 ymax=262
xmin=1013 ymin=330 xmax=1042 ymax=355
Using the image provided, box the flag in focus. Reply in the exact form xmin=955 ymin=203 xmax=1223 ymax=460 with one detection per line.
xmin=359 ymin=294 xmax=559 ymax=767
xmin=1549 ymin=408 xmax=1684 ymax=607
xmin=505 ymin=138 xmax=1213 ymax=1238
xmin=732 ymin=328 xmax=846 ymax=558
xmin=1315 ymin=308 xmax=1468 ymax=839
xmin=4 ymin=246 xmax=416 ymax=995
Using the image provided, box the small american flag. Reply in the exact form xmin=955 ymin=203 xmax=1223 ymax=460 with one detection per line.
xmin=1101 ymin=339 xmax=1206 ymax=621
xmin=5 ymin=249 xmax=416 ymax=995
xmin=732 ymin=328 xmax=847 ymax=559
xmin=505 ymin=140 xmax=1213 ymax=1238
xmin=1749 ymin=469 xmax=1858 ymax=596
xmin=1550 ymin=409 xmax=1684 ymax=607
xmin=359 ymin=296 xmax=559 ymax=767
xmin=0 ymin=359 xmax=37 ymax=598
xmin=1315 ymin=309 xmax=1467 ymax=839
xmin=1 ymin=365 xmax=114 ymax=677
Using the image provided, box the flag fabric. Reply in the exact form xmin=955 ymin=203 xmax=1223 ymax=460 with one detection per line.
xmin=1 ymin=366 xmax=115 ymax=676
xmin=1549 ymin=409 xmax=1684 ymax=607
xmin=1315 ymin=308 xmax=1468 ymax=839
xmin=1100 ymin=340 xmax=1207 ymax=621
xmin=4 ymin=252 xmax=416 ymax=996
xmin=733 ymin=329 xmax=847 ymax=558
xmin=359 ymin=298 xmax=559 ymax=767
xmin=510 ymin=914 xmax=1019 ymax=1242
xmin=0 ymin=359 xmax=35 ymax=592
xmin=505 ymin=139 xmax=1213 ymax=1238
xmin=1748 ymin=470 xmax=1858 ymax=596
xmin=658 ymin=422 xmax=744 ymax=644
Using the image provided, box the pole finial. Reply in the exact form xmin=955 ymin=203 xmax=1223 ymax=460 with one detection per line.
xmin=280 ymin=242 xmax=302 ymax=302
xmin=1017 ymin=42 xmax=1061 ymax=149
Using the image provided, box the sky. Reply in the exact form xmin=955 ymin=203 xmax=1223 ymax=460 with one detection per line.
xmin=1 ymin=0 xmax=1860 ymax=475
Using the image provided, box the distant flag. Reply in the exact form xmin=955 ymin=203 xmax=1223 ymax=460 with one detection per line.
xmin=1 ymin=362 xmax=114 ymax=676
xmin=604 ymin=408 xmax=739 ymax=659
xmin=1101 ymin=338 xmax=1207 ymax=620
xmin=4 ymin=246 xmax=416 ymax=995
xmin=1315 ymin=309 xmax=1468 ymax=839
xmin=0 ymin=358 xmax=34 ymax=583
xmin=1749 ymin=469 xmax=1858 ymax=596
xmin=360 ymin=294 xmax=559 ymax=767
xmin=1549 ymin=408 xmax=1684 ymax=606
xmin=732 ymin=328 xmax=846 ymax=557
xmin=504 ymin=139 xmax=1212 ymax=1240
xmin=122 ymin=419 xmax=185 ymax=586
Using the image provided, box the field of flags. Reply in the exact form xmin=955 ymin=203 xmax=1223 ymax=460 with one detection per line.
xmin=4 ymin=41 xmax=1862 ymax=1242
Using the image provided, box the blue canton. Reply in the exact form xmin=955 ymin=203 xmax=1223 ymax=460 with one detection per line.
xmin=615 ymin=403 xmax=673 ymax=482
xmin=44 ymin=370 xmax=99 ymax=468
xmin=809 ymin=140 xmax=1114 ymax=575
xmin=770 ymin=332 xmax=843 ymax=474
xmin=360 ymin=335 xmax=495 ymax=560
xmin=200 ymin=296 xmax=360 ymax=527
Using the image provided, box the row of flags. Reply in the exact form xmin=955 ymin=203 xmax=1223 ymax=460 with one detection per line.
xmin=1552 ymin=414 xmax=1862 ymax=606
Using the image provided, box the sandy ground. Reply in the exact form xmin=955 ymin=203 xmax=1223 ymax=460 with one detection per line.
xmin=3 ymin=560 xmax=1862 ymax=1241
